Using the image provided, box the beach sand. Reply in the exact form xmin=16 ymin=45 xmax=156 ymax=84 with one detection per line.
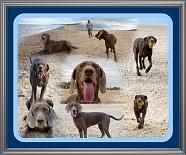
xmin=18 ymin=24 xmax=168 ymax=138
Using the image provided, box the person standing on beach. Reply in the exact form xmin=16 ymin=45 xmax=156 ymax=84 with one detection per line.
xmin=86 ymin=20 xmax=93 ymax=38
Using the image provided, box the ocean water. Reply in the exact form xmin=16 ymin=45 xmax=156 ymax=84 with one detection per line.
xmin=18 ymin=24 xmax=65 ymax=39
xmin=18 ymin=19 xmax=138 ymax=40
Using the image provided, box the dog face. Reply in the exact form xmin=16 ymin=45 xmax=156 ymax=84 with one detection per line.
xmin=144 ymin=36 xmax=157 ymax=48
xmin=65 ymin=102 xmax=82 ymax=118
xmin=33 ymin=63 xmax=49 ymax=81
xmin=69 ymin=61 xmax=106 ymax=103
xmin=41 ymin=33 xmax=50 ymax=44
xmin=135 ymin=95 xmax=147 ymax=109
xmin=95 ymin=30 xmax=109 ymax=40
xmin=26 ymin=101 xmax=56 ymax=130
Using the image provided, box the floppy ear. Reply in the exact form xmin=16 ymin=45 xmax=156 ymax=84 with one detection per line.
xmin=144 ymin=95 xmax=147 ymax=100
xmin=65 ymin=102 xmax=72 ymax=113
xmin=26 ymin=107 xmax=36 ymax=129
xmin=45 ymin=99 xmax=54 ymax=107
xmin=99 ymin=67 xmax=106 ymax=93
xmin=144 ymin=37 xmax=148 ymax=43
xmin=154 ymin=37 xmax=157 ymax=43
xmin=135 ymin=95 xmax=138 ymax=99
xmin=33 ymin=64 xmax=37 ymax=71
xmin=48 ymin=107 xmax=56 ymax=127
xmin=69 ymin=67 xmax=77 ymax=94
xmin=46 ymin=64 xmax=49 ymax=72
xmin=77 ymin=103 xmax=82 ymax=113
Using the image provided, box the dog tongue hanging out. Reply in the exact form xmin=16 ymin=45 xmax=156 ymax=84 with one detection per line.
xmin=67 ymin=61 xmax=107 ymax=103
xmin=83 ymin=81 xmax=95 ymax=102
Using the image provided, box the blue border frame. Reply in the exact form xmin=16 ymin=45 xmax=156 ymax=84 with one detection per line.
xmin=7 ymin=7 xmax=180 ymax=148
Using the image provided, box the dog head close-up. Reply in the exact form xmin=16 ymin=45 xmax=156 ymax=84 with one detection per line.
xmin=41 ymin=33 xmax=50 ymax=45
xmin=26 ymin=100 xmax=56 ymax=130
xmin=134 ymin=95 xmax=148 ymax=109
xmin=144 ymin=36 xmax=157 ymax=48
xmin=65 ymin=102 xmax=82 ymax=118
xmin=69 ymin=61 xmax=106 ymax=103
xmin=95 ymin=30 xmax=110 ymax=40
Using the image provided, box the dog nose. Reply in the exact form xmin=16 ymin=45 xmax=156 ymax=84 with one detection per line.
xmin=73 ymin=110 xmax=76 ymax=113
xmin=37 ymin=119 xmax=44 ymax=123
xmin=85 ymin=68 xmax=94 ymax=76
xmin=39 ymin=66 xmax=42 ymax=70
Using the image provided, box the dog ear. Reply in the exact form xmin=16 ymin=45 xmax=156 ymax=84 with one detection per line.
xmin=154 ymin=37 xmax=157 ymax=43
xmin=48 ymin=107 xmax=56 ymax=127
xmin=144 ymin=37 xmax=148 ymax=43
xmin=135 ymin=95 xmax=139 ymax=99
xmin=77 ymin=103 xmax=82 ymax=112
xmin=99 ymin=67 xmax=106 ymax=93
xmin=33 ymin=64 xmax=37 ymax=71
xmin=26 ymin=107 xmax=36 ymax=129
xmin=65 ymin=102 xmax=71 ymax=113
xmin=45 ymin=99 xmax=54 ymax=107
xmin=144 ymin=95 xmax=147 ymax=100
xmin=46 ymin=64 xmax=49 ymax=72
xmin=69 ymin=67 xmax=77 ymax=94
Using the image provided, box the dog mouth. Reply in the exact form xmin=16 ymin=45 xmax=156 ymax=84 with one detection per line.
xmin=38 ymin=71 xmax=47 ymax=80
xmin=71 ymin=112 xmax=77 ymax=118
xmin=137 ymin=101 xmax=144 ymax=109
xmin=82 ymin=78 xmax=95 ymax=102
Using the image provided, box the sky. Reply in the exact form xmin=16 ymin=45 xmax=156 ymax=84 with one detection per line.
xmin=17 ymin=13 xmax=170 ymax=26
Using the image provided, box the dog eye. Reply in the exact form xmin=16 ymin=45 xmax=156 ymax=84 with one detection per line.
xmin=42 ymin=107 xmax=48 ymax=112
xmin=34 ymin=107 xmax=39 ymax=112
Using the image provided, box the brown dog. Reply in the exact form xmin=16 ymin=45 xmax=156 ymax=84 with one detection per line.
xmin=24 ymin=99 xmax=56 ymax=137
xmin=28 ymin=57 xmax=49 ymax=109
xmin=95 ymin=30 xmax=117 ymax=62
xmin=66 ymin=102 xmax=123 ymax=138
xmin=67 ymin=61 xmax=106 ymax=103
xmin=134 ymin=95 xmax=148 ymax=129
xmin=133 ymin=36 xmax=157 ymax=76
xmin=37 ymin=33 xmax=78 ymax=54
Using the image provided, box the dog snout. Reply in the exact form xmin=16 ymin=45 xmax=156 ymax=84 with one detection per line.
xmin=39 ymin=66 xmax=42 ymax=70
xmin=73 ymin=109 xmax=76 ymax=113
xmin=85 ymin=68 xmax=94 ymax=76
xmin=37 ymin=118 xmax=44 ymax=124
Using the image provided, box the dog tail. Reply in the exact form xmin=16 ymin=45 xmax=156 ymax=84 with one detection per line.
xmin=109 ymin=115 xmax=123 ymax=121
xmin=72 ymin=45 xmax=79 ymax=49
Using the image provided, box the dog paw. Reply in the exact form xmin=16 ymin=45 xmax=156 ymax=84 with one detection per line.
xmin=140 ymin=67 xmax=143 ymax=70
xmin=146 ymin=68 xmax=150 ymax=73
xmin=138 ymin=124 xmax=144 ymax=129
xmin=137 ymin=72 xmax=141 ymax=76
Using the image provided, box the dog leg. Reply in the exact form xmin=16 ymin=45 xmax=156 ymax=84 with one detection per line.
xmin=104 ymin=129 xmax=111 ymax=138
xmin=31 ymin=86 xmax=37 ymax=104
xmin=113 ymin=47 xmax=117 ymax=62
xmin=135 ymin=112 xmax=140 ymax=123
xmin=40 ymin=85 xmax=46 ymax=100
xmin=142 ymin=57 xmax=146 ymax=69
xmin=106 ymin=47 xmax=109 ymax=59
xmin=139 ymin=56 xmax=143 ymax=70
xmin=146 ymin=56 xmax=152 ymax=73
xmin=78 ymin=129 xmax=83 ymax=138
xmin=98 ymin=124 xmax=105 ymax=138
xmin=83 ymin=128 xmax=87 ymax=138
xmin=134 ymin=54 xmax=141 ymax=76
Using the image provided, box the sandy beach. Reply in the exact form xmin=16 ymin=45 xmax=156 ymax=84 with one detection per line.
xmin=18 ymin=24 xmax=168 ymax=138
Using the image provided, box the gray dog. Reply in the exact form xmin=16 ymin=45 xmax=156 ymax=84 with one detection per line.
xmin=28 ymin=57 xmax=49 ymax=109
xmin=133 ymin=36 xmax=157 ymax=76
xmin=24 ymin=99 xmax=56 ymax=137
xmin=37 ymin=33 xmax=78 ymax=54
xmin=66 ymin=102 xmax=123 ymax=138
xmin=95 ymin=30 xmax=117 ymax=62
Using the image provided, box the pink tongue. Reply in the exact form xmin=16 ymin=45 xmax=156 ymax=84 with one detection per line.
xmin=83 ymin=82 xmax=94 ymax=102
